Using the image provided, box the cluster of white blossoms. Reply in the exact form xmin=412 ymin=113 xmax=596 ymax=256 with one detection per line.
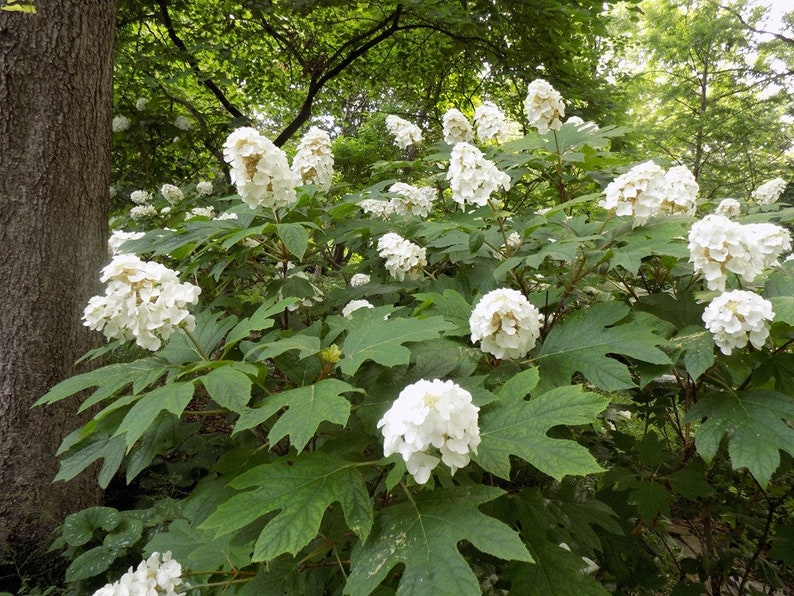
xmin=130 ymin=204 xmax=157 ymax=220
xmin=469 ymin=288 xmax=541 ymax=359
xmin=442 ymin=108 xmax=474 ymax=145
xmin=187 ymin=206 xmax=216 ymax=219
xmin=751 ymin=177 xmax=787 ymax=205
xmin=688 ymin=214 xmax=792 ymax=291
xmin=385 ymin=115 xmax=423 ymax=149
xmin=349 ymin=273 xmax=370 ymax=287
xmin=474 ymin=101 xmax=509 ymax=143
xmin=388 ymin=182 xmax=437 ymax=218
xmin=565 ymin=115 xmax=599 ymax=132
xmin=160 ymin=183 xmax=184 ymax=206
xmin=342 ymin=299 xmax=374 ymax=318
xmin=702 ymin=290 xmax=774 ymax=355
xmin=377 ymin=379 xmax=481 ymax=484
xmin=130 ymin=190 xmax=153 ymax=205
xmin=83 ymin=254 xmax=201 ymax=351
xmin=377 ymin=233 xmax=427 ymax=281
xmin=136 ymin=97 xmax=148 ymax=111
xmin=196 ymin=180 xmax=214 ymax=196
xmin=447 ymin=142 xmax=511 ymax=209
xmin=174 ymin=115 xmax=191 ymax=131
xmin=359 ymin=197 xmax=396 ymax=219
xmin=291 ymin=126 xmax=335 ymax=192
xmin=600 ymin=161 xmax=698 ymax=226
xmin=92 ymin=551 xmax=185 ymax=596
xmin=524 ymin=79 xmax=565 ymax=135
xmin=108 ymin=230 xmax=145 ymax=256
xmin=504 ymin=231 xmax=522 ymax=250
xmin=112 ymin=115 xmax=131 ymax=133
xmin=223 ymin=127 xmax=299 ymax=210
xmin=715 ymin=198 xmax=742 ymax=217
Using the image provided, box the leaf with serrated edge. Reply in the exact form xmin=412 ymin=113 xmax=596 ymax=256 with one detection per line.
xmin=684 ymin=389 xmax=794 ymax=488
xmin=113 ymin=383 xmax=195 ymax=451
xmin=200 ymin=452 xmax=372 ymax=562
xmin=536 ymin=302 xmax=670 ymax=392
xmin=345 ymin=485 xmax=531 ymax=595
xmin=340 ymin=308 xmax=453 ymax=376
xmin=201 ymin=365 xmax=252 ymax=413
xmin=475 ymin=385 xmax=608 ymax=480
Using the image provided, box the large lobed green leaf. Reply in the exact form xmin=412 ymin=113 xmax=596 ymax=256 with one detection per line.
xmin=200 ymin=452 xmax=372 ymax=562
xmin=536 ymin=302 xmax=670 ymax=392
xmin=684 ymin=389 xmax=794 ymax=488
xmin=345 ymin=485 xmax=531 ymax=595
xmin=475 ymin=385 xmax=608 ymax=480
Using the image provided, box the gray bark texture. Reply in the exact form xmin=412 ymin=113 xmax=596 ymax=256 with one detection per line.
xmin=0 ymin=0 xmax=116 ymax=582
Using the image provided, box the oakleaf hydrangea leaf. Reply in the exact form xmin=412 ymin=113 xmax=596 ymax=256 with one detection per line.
xmin=233 ymin=378 xmax=358 ymax=451
xmin=201 ymin=452 xmax=372 ymax=562
xmin=340 ymin=308 xmax=453 ymax=375
xmin=345 ymin=485 xmax=531 ymax=595
xmin=475 ymin=385 xmax=608 ymax=480
xmin=684 ymin=389 xmax=794 ymax=488
xmin=536 ymin=302 xmax=670 ymax=392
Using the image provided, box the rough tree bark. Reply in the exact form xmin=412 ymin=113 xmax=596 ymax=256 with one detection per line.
xmin=0 ymin=0 xmax=116 ymax=583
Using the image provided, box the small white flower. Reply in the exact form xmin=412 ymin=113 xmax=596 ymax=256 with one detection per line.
xmin=112 ymin=115 xmax=131 ymax=133
xmin=291 ymin=126 xmax=335 ymax=191
xmin=388 ymin=182 xmax=437 ymax=218
xmin=187 ymin=206 xmax=216 ymax=219
xmin=342 ymin=299 xmax=374 ymax=318
xmin=350 ymin=273 xmax=371 ymax=287
xmin=108 ymin=230 xmax=145 ymax=256
xmin=174 ymin=115 xmax=191 ymax=130
xmin=135 ymin=97 xmax=148 ymax=111
xmin=223 ymin=127 xmax=300 ymax=210
xmin=474 ymin=101 xmax=509 ymax=143
xmin=130 ymin=190 xmax=153 ymax=205
xmin=130 ymin=204 xmax=157 ymax=220
xmin=752 ymin=177 xmax=787 ymax=205
xmin=377 ymin=232 xmax=426 ymax=281
xmin=505 ymin=231 xmax=522 ymax=249
xmin=470 ymin=288 xmax=541 ymax=359
xmin=703 ymin=290 xmax=774 ymax=355
xmin=385 ymin=115 xmax=423 ymax=150
xmin=715 ymin=198 xmax=741 ymax=217
xmin=447 ymin=142 xmax=510 ymax=209
xmin=377 ymin=379 xmax=481 ymax=484
xmin=565 ymin=115 xmax=599 ymax=132
xmin=160 ymin=183 xmax=184 ymax=206
xmin=196 ymin=180 xmax=214 ymax=196
xmin=160 ymin=206 xmax=172 ymax=215
xmin=442 ymin=108 xmax=473 ymax=145
xmin=360 ymin=198 xmax=396 ymax=219
xmin=91 ymin=550 xmax=186 ymax=596
xmin=524 ymin=79 xmax=565 ymax=135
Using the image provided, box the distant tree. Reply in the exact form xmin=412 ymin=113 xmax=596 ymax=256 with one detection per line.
xmin=0 ymin=0 xmax=115 ymax=585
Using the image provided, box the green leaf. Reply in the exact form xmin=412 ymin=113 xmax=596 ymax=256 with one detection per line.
xmin=160 ymin=310 xmax=238 ymax=365
xmin=684 ymin=389 xmax=794 ymax=488
xmin=201 ymin=452 xmax=372 ymax=562
xmin=498 ymin=366 xmax=540 ymax=401
xmin=413 ymin=289 xmax=472 ymax=335
xmin=536 ymin=302 xmax=670 ymax=392
xmin=669 ymin=325 xmax=715 ymax=380
xmin=65 ymin=546 xmax=117 ymax=582
xmin=629 ymin=480 xmax=671 ymax=524
xmin=55 ymin=434 xmax=127 ymax=489
xmin=506 ymin=546 xmax=608 ymax=596
xmin=346 ymin=485 xmax=531 ymax=595
xmin=201 ymin=364 xmax=253 ymax=413
xmin=114 ymin=382 xmax=195 ymax=451
xmin=769 ymin=296 xmax=794 ymax=326
xmin=103 ymin=517 xmax=143 ymax=550
xmin=341 ymin=308 xmax=453 ymax=375
xmin=125 ymin=413 xmax=185 ymax=483
xmin=234 ymin=379 xmax=357 ymax=451
xmin=34 ymin=363 xmax=130 ymax=407
xmin=768 ymin=524 xmax=794 ymax=565
xmin=277 ymin=223 xmax=309 ymax=260
xmin=475 ymin=385 xmax=608 ymax=480
xmin=62 ymin=507 xmax=121 ymax=547
xmin=225 ymin=296 xmax=299 ymax=349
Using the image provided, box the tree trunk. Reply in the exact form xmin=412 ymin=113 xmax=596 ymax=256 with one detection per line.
xmin=0 ymin=0 xmax=116 ymax=584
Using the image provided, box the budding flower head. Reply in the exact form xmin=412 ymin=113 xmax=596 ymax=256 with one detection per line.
xmin=524 ymin=79 xmax=565 ymax=135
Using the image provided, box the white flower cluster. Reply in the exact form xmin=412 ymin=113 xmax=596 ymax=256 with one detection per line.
xmin=688 ymin=214 xmax=792 ymax=291
xmin=92 ymin=551 xmax=185 ymax=596
xmin=504 ymin=231 xmax=522 ymax=250
xmin=752 ymin=177 xmax=787 ymax=205
xmin=474 ymin=101 xmax=509 ymax=143
xmin=130 ymin=204 xmax=157 ymax=220
xmin=600 ymin=161 xmax=698 ymax=226
xmin=385 ymin=115 xmax=423 ymax=149
xmin=565 ymin=115 xmax=599 ymax=132
xmin=135 ymin=97 xmax=148 ymax=111
xmin=291 ymin=126 xmax=335 ymax=192
xmin=442 ymin=108 xmax=473 ymax=145
xmin=214 ymin=211 xmax=238 ymax=221
xmin=715 ymin=198 xmax=741 ymax=217
xmin=359 ymin=198 xmax=396 ymax=219
xmin=174 ymin=115 xmax=191 ymax=131
xmin=112 ymin=115 xmax=131 ymax=133
xmin=196 ymin=180 xmax=214 ymax=196
xmin=108 ymin=230 xmax=145 ymax=256
xmin=223 ymin=126 xmax=299 ymax=210
xmin=350 ymin=273 xmax=370 ymax=287
xmin=342 ymin=299 xmax=374 ymax=318
xmin=388 ymin=182 xmax=437 ymax=218
xmin=702 ymin=290 xmax=774 ymax=355
xmin=160 ymin=184 xmax=184 ymax=206
xmin=83 ymin=254 xmax=201 ymax=351
xmin=447 ymin=142 xmax=511 ymax=209
xmin=187 ymin=206 xmax=216 ymax=219
xmin=469 ymin=288 xmax=541 ymax=359
xmin=377 ymin=233 xmax=426 ymax=281
xmin=378 ymin=379 xmax=481 ymax=484
xmin=130 ymin=190 xmax=152 ymax=205
xmin=524 ymin=79 xmax=565 ymax=135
